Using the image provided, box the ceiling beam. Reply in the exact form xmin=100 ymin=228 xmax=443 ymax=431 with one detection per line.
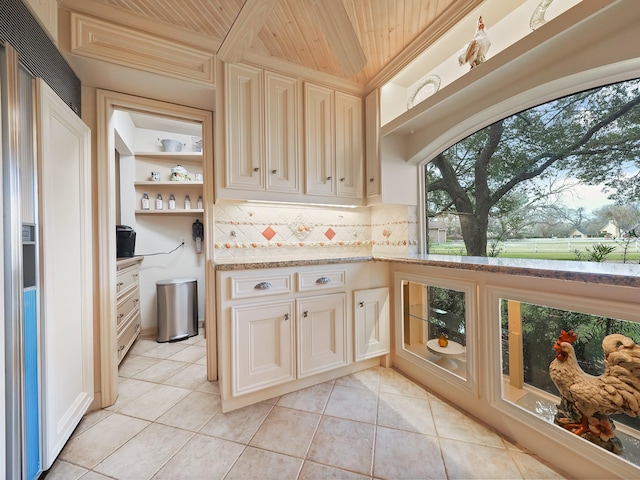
xmin=309 ymin=0 xmax=367 ymax=76
xmin=217 ymin=0 xmax=279 ymax=64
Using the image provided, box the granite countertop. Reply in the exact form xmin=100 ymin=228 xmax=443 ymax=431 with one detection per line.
xmin=116 ymin=256 xmax=143 ymax=268
xmin=374 ymin=253 xmax=640 ymax=287
xmin=213 ymin=253 xmax=640 ymax=287
xmin=213 ymin=255 xmax=373 ymax=271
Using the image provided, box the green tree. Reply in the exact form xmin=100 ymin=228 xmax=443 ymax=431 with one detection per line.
xmin=427 ymin=79 xmax=640 ymax=256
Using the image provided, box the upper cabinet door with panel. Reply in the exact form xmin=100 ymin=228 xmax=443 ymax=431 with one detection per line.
xmin=225 ymin=63 xmax=264 ymax=189
xmin=365 ymin=89 xmax=381 ymax=201
xmin=265 ymin=71 xmax=300 ymax=193
xmin=304 ymin=83 xmax=335 ymax=196
xmin=335 ymin=91 xmax=363 ymax=199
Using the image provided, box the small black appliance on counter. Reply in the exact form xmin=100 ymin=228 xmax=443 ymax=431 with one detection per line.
xmin=116 ymin=225 xmax=136 ymax=258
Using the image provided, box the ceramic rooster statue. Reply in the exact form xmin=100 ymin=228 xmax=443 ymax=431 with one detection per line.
xmin=549 ymin=329 xmax=640 ymax=453
xmin=458 ymin=16 xmax=491 ymax=69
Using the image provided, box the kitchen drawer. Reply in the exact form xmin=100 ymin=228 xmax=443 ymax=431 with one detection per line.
xmin=297 ymin=269 xmax=346 ymax=291
xmin=229 ymin=272 xmax=294 ymax=299
xmin=116 ymin=288 xmax=140 ymax=328
xmin=116 ymin=264 xmax=139 ymax=296
xmin=117 ymin=311 xmax=141 ymax=363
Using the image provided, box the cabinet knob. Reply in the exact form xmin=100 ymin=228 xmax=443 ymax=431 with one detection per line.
xmin=271 ymin=169 xmax=277 ymax=174
xmin=253 ymin=167 xmax=259 ymax=172
xmin=117 ymin=282 xmax=124 ymax=287
xmin=133 ymin=298 xmax=139 ymax=304
xmin=118 ymin=344 xmax=125 ymax=352
xmin=359 ymin=301 xmax=364 ymax=307
xmin=340 ymin=178 xmax=345 ymax=182
xmin=118 ymin=313 xmax=125 ymax=319
xmin=284 ymin=313 xmax=289 ymax=321
xmin=132 ymin=273 xmax=139 ymax=278
xmin=254 ymin=281 xmax=272 ymax=290
xmin=303 ymin=311 xmax=308 ymax=318
xmin=369 ymin=177 xmax=374 ymax=182
xmin=326 ymin=176 xmax=332 ymax=180
xmin=316 ymin=277 xmax=330 ymax=284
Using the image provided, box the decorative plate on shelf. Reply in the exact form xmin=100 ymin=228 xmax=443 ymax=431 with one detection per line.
xmin=407 ymin=75 xmax=441 ymax=109
xmin=530 ymin=0 xmax=555 ymax=30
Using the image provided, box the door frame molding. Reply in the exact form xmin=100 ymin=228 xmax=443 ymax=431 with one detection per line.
xmin=95 ymin=89 xmax=215 ymax=406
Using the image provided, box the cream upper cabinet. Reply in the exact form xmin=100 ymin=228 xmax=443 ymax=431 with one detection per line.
xmin=305 ymin=83 xmax=363 ymax=201
xmin=265 ymin=71 xmax=301 ymax=193
xmin=335 ymin=92 xmax=363 ymax=199
xmin=365 ymin=89 xmax=381 ymax=201
xmin=225 ymin=63 xmax=264 ymax=189
xmin=223 ymin=64 xmax=300 ymax=194
xmin=304 ymin=83 xmax=335 ymax=196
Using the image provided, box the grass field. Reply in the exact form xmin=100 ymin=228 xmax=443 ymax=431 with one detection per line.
xmin=428 ymin=237 xmax=640 ymax=262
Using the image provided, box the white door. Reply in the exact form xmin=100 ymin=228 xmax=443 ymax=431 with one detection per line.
xmin=36 ymin=79 xmax=93 ymax=469
xmin=297 ymin=293 xmax=347 ymax=377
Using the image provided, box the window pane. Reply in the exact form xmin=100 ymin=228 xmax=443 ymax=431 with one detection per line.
xmin=500 ymin=299 xmax=640 ymax=463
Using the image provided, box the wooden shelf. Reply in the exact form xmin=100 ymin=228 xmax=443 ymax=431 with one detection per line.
xmin=135 ymin=209 xmax=204 ymax=215
xmin=134 ymin=181 xmax=203 ymax=187
xmin=134 ymin=152 xmax=202 ymax=162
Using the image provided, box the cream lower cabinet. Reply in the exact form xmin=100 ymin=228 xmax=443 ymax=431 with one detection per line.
xmin=354 ymin=287 xmax=390 ymax=361
xmin=297 ymin=293 xmax=347 ymax=377
xmin=231 ymin=300 xmax=295 ymax=396
xmin=217 ymin=262 xmax=388 ymax=412
xmin=116 ymin=257 xmax=142 ymax=364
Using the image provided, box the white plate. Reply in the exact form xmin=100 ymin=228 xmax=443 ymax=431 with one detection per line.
xmin=407 ymin=75 xmax=441 ymax=109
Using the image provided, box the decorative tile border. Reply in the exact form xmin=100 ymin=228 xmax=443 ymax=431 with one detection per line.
xmin=213 ymin=202 xmax=419 ymax=259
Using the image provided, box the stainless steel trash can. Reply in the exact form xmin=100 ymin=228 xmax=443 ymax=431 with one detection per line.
xmin=156 ymin=277 xmax=198 ymax=342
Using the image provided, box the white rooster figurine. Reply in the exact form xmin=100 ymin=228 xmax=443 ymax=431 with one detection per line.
xmin=458 ymin=16 xmax=491 ymax=69
xmin=549 ymin=329 xmax=640 ymax=453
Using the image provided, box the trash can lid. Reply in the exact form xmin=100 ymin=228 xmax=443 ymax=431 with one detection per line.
xmin=156 ymin=277 xmax=197 ymax=286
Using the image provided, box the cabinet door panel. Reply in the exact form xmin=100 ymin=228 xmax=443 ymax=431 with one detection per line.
xmin=231 ymin=301 xmax=295 ymax=395
xmin=297 ymin=293 xmax=347 ymax=377
xmin=365 ymin=89 xmax=380 ymax=199
xmin=225 ymin=64 xmax=264 ymax=189
xmin=304 ymin=83 xmax=334 ymax=196
xmin=265 ymin=71 xmax=300 ymax=193
xmin=335 ymin=92 xmax=363 ymax=198
xmin=354 ymin=287 xmax=389 ymax=361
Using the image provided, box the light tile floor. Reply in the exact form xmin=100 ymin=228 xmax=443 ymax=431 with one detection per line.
xmin=46 ymin=333 xmax=567 ymax=479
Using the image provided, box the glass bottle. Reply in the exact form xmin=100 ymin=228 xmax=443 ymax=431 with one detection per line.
xmin=168 ymin=193 xmax=176 ymax=210
xmin=155 ymin=193 xmax=163 ymax=210
xmin=141 ymin=192 xmax=150 ymax=210
xmin=184 ymin=194 xmax=191 ymax=210
xmin=197 ymin=195 xmax=203 ymax=210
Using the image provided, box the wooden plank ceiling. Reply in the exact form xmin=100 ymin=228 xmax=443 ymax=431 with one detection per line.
xmin=84 ymin=0 xmax=460 ymax=84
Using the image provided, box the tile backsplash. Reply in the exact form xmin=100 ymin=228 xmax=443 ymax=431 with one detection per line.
xmin=213 ymin=202 xmax=418 ymax=259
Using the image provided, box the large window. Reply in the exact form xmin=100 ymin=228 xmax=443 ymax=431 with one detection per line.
xmin=425 ymin=78 xmax=640 ymax=263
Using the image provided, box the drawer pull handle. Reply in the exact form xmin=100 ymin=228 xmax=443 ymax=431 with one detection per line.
xmin=303 ymin=311 xmax=308 ymax=318
xmin=284 ymin=313 xmax=289 ymax=321
xmin=316 ymin=277 xmax=330 ymax=285
xmin=255 ymin=281 xmax=272 ymax=290
xmin=359 ymin=301 xmax=364 ymax=307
